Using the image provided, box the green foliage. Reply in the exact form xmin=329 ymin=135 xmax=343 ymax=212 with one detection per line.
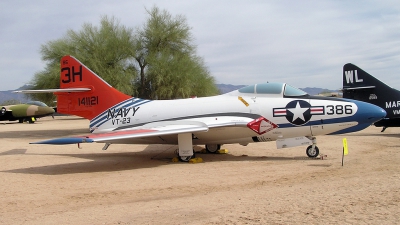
xmin=134 ymin=7 xmax=218 ymax=99
xmin=30 ymin=7 xmax=218 ymax=103
xmin=27 ymin=65 xmax=60 ymax=105
xmin=29 ymin=16 xmax=136 ymax=105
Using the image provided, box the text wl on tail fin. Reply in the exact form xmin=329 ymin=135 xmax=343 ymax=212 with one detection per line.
xmin=56 ymin=55 xmax=131 ymax=120
xmin=342 ymin=63 xmax=379 ymax=90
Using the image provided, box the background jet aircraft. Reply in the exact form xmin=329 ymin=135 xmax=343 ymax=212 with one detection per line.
xmin=19 ymin=56 xmax=385 ymax=162
xmin=342 ymin=63 xmax=400 ymax=132
xmin=0 ymin=101 xmax=55 ymax=123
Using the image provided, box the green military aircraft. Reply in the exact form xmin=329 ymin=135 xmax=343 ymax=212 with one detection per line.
xmin=0 ymin=101 xmax=55 ymax=123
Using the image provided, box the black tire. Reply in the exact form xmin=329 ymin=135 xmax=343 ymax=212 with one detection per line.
xmin=178 ymin=149 xmax=195 ymax=162
xmin=205 ymin=144 xmax=221 ymax=153
xmin=179 ymin=153 xmax=195 ymax=162
xmin=306 ymin=145 xmax=319 ymax=158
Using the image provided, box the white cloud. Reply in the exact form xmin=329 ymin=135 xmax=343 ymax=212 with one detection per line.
xmin=1 ymin=0 xmax=400 ymax=91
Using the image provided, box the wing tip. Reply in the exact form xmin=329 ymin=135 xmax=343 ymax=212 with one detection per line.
xmin=30 ymin=137 xmax=94 ymax=145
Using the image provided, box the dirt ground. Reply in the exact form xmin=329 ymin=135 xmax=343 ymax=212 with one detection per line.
xmin=0 ymin=116 xmax=399 ymax=224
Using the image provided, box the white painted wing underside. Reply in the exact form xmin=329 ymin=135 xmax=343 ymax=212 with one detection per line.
xmin=91 ymin=121 xmax=210 ymax=143
xmin=32 ymin=119 xmax=250 ymax=145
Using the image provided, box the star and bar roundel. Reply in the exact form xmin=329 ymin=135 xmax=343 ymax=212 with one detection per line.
xmin=273 ymin=100 xmax=324 ymax=125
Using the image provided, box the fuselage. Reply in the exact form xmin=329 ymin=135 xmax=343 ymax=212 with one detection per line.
xmin=89 ymin=83 xmax=385 ymax=145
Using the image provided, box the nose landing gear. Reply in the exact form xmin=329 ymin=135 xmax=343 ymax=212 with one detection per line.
xmin=306 ymin=145 xmax=319 ymax=158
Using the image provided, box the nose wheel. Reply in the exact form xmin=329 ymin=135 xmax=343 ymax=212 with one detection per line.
xmin=306 ymin=145 xmax=319 ymax=158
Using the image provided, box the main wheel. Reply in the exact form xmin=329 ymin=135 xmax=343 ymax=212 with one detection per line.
xmin=179 ymin=153 xmax=196 ymax=162
xmin=306 ymin=145 xmax=319 ymax=158
xmin=178 ymin=149 xmax=195 ymax=162
xmin=205 ymin=144 xmax=221 ymax=153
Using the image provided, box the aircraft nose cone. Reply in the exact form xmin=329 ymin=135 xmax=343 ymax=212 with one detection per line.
xmin=354 ymin=100 xmax=386 ymax=124
xmin=37 ymin=106 xmax=55 ymax=115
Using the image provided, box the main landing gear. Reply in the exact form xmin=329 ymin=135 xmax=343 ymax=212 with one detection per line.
xmin=175 ymin=134 xmax=225 ymax=162
xmin=306 ymin=145 xmax=319 ymax=158
xmin=176 ymin=133 xmax=198 ymax=162
xmin=19 ymin=117 xmax=36 ymax=123
xmin=178 ymin=152 xmax=196 ymax=162
xmin=205 ymin=144 xmax=221 ymax=153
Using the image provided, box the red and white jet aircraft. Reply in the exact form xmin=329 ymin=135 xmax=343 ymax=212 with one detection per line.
xmin=21 ymin=56 xmax=386 ymax=161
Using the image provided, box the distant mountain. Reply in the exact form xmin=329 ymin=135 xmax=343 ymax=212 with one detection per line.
xmin=216 ymin=84 xmax=339 ymax=96
xmin=0 ymin=85 xmax=32 ymax=104
xmin=0 ymin=91 xmax=30 ymax=104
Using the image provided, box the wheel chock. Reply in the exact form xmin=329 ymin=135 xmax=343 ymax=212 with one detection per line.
xmin=171 ymin=157 xmax=203 ymax=163
xmin=217 ymin=149 xmax=228 ymax=154
xmin=189 ymin=157 xmax=203 ymax=164
xmin=172 ymin=157 xmax=179 ymax=162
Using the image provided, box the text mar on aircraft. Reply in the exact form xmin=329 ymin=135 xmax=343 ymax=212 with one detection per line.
xmin=342 ymin=63 xmax=400 ymax=132
xmin=18 ymin=56 xmax=386 ymax=162
xmin=0 ymin=101 xmax=55 ymax=123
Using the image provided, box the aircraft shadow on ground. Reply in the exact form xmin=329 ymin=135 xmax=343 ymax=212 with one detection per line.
xmin=0 ymin=148 xmax=28 ymax=155
xmin=53 ymin=115 xmax=85 ymax=120
xmin=1 ymin=145 xmax=325 ymax=175
xmin=341 ymin=132 xmax=400 ymax=138
xmin=0 ymin=128 xmax=89 ymax=139
xmin=0 ymin=116 xmax=82 ymax=125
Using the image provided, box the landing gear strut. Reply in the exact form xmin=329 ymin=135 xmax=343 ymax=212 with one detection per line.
xmin=177 ymin=133 xmax=195 ymax=162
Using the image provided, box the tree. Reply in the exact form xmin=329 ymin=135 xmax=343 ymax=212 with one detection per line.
xmin=133 ymin=6 xmax=219 ymax=99
xmin=29 ymin=7 xmax=219 ymax=104
xmin=28 ymin=16 xmax=136 ymax=105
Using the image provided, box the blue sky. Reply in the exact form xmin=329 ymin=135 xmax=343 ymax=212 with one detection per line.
xmin=1 ymin=0 xmax=400 ymax=91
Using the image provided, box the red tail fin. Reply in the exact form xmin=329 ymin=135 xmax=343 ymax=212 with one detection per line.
xmin=56 ymin=56 xmax=131 ymax=120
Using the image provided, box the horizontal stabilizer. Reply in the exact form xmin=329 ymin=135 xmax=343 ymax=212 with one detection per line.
xmin=14 ymin=88 xmax=91 ymax=93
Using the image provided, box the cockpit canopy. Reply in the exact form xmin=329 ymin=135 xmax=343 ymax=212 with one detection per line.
xmin=235 ymin=82 xmax=308 ymax=97
xmin=26 ymin=101 xmax=48 ymax=107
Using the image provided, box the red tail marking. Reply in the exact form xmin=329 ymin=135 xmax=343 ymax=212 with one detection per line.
xmin=56 ymin=56 xmax=131 ymax=120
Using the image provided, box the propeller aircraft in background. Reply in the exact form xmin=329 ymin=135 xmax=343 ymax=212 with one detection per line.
xmin=18 ymin=56 xmax=386 ymax=162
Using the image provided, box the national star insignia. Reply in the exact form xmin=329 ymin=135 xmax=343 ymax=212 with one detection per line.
xmin=287 ymin=101 xmax=308 ymax=122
